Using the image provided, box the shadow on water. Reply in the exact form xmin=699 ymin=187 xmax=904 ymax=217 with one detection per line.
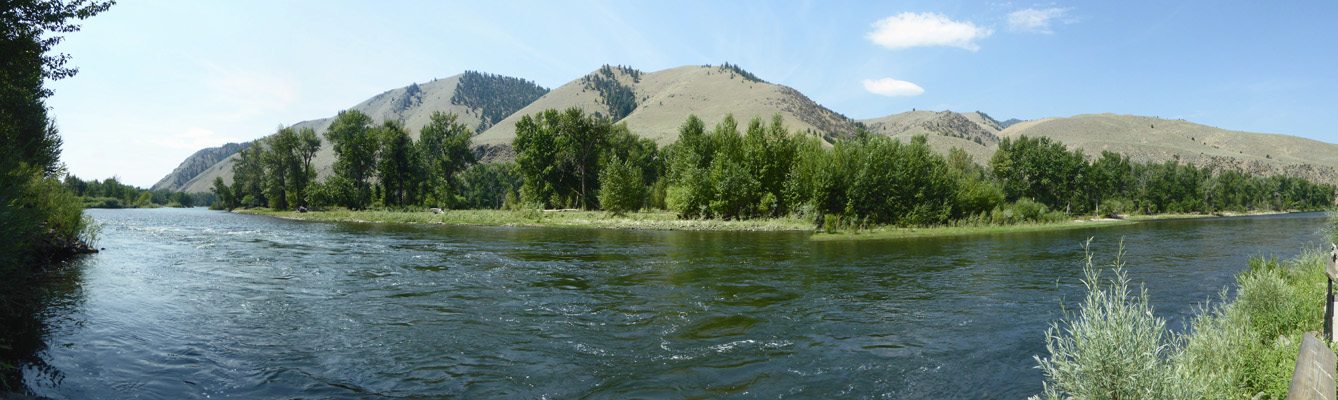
xmin=1 ymin=255 xmax=89 ymax=394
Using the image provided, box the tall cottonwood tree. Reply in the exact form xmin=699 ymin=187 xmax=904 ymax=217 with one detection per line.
xmin=263 ymin=126 xmax=299 ymax=210
xmin=324 ymin=110 xmax=377 ymax=209
xmin=294 ymin=127 xmax=321 ymax=207
xmin=376 ymin=120 xmax=418 ymax=207
xmin=418 ymin=111 xmax=476 ymax=207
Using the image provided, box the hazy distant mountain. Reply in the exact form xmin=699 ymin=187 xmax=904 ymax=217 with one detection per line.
xmin=157 ymin=65 xmax=1338 ymax=193
xmin=163 ymin=72 xmax=548 ymax=193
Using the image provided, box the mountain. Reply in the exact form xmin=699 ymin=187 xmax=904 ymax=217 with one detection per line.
xmin=999 ymin=113 xmax=1338 ymax=186
xmin=157 ymin=64 xmax=1338 ymax=194
xmin=163 ymin=72 xmax=549 ymax=193
xmin=858 ymin=110 xmax=1002 ymax=163
xmin=473 ymin=64 xmax=860 ymax=149
xmin=150 ymin=141 xmax=251 ymax=191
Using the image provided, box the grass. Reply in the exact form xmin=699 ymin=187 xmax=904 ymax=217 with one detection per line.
xmin=237 ymin=208 xmax=1298 ymax=240
xmin=238 ymin=208 xmax=816 ymax=232
xmin=810 ymin=219 xmax=1135 ymax=241
xmin=1032 ymin=243 xmax=1332 ymax=400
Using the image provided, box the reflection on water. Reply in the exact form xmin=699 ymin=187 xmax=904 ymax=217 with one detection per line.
xmin=24 ymin=208 xmax=1329 ymax=398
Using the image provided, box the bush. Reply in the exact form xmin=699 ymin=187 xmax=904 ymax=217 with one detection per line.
xmin=1033 ymin=242 xmax=1193 ymax=399
xmin=1034 ymin=245 xmax=1330 ymax=399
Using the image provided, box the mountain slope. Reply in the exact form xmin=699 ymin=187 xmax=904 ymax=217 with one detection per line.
xmin=150 ymin=141 xmax=251 ymax=191
xmin=165 ymin=72 xmax=548 ymax=193
xmin=999 ymin=113 xmax=1338 ymax=185
xmin=474 ymin=64 xmax=861 ymax=148
xmin=858 ymin=110 xmax=1003 ymax=163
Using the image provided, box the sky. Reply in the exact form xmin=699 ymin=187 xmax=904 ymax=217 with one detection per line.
xmin=46 ymin=0 xmax=1338 ymax=188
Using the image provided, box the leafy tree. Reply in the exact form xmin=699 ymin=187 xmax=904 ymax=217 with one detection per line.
xmin=324 ymin=110 xmax=378 ymax=209
xmin=230 ymin=140 xmax=266 ymax=208
xmin=419 ymin=111 xmax=476 ymax=208
xmin=457 ymin=162 xmax=523 ymax=209
xmin=513 ymin=110 xmax=562 ymax=207
xmin=376 ymin=120 xmax=419 ymax=207
xmin=557 ymin=107 xmax=611 ymax=209
xmin=598 ymin=155 xmax=644 ymax=215
xmin=210 ymin=177 xmax=236 ymax=210
xmin=293 ymin=127 xmax=320 ymax=207
xmin=262 ymin=126 xmax=300 ymax=209
xmin=990 ymin=135 xmax=1087 ymax=213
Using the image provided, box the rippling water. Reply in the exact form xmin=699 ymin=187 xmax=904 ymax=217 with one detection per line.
xmin=23 ymin=208 xmax=1329 ymax=398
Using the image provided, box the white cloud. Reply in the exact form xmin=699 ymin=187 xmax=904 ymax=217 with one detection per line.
xmin=866 ymin=12 xmax=993 ymax=51
xmin=149 ymin=127 xmax=242 ymax=150
xmin=862 ymin=78 xmax=925 ymax=97
xmin=1007 ymin=8 xmax=1069 ymax=34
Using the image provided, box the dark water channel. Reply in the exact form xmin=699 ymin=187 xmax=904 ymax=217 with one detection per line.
xmin=22 ymin=208 xmax=1330 ymax=398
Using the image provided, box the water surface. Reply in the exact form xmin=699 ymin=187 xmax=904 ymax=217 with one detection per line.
xmin=24 ymin=208 xmax=1328 ymax=398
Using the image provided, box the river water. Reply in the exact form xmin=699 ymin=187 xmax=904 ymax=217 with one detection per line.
xmin=21 ymin=208 xmax=1329 ymax=399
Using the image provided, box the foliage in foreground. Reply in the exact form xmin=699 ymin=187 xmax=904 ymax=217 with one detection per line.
xmin=1034 ymin=244 xmax=1329 ymax=399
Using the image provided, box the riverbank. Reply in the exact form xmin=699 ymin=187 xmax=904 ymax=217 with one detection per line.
xmin=236 ymin=208 xmax=1313 ymax=240
xmin=237 ymin=208 xmax=816 ymax=232
xmin=809 ymin=219 xmax=1137 ymax=241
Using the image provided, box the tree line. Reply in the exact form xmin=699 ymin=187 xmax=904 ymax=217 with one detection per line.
xmin=217 ymin=107 xmax=1335 ymax=229
xmin=215 ymin=110 xmax=523 ymax=212
xmin=62 ymin=175 xmax=213 ymax=208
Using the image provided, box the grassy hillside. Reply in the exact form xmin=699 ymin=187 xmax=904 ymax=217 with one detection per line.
xmin=999 ymin=113 xmax=1338 ymax=185
xmin=859 ymin=110 xmax=1001 ymax=164
xmin=476 ymin=64 xmax=861 ymax=148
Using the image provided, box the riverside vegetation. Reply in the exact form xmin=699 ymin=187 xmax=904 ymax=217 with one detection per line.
xmin=216 ymin=98 xmax=1335 ymax=235
xmin=1033 ymin=231 xmax=1338 ymax=399
xmin=0 ymin=0 xmax=114 ymax=391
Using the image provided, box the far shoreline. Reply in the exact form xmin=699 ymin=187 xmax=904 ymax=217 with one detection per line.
xmin=229 ymin=208 xmax=1316 ymax=241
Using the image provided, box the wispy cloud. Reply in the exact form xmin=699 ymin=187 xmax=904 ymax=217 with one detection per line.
xmin=1007 ymin=8 xmax=1070 ymax=34
xmin=862 ymin=78 xmax=925 ymax=97
xmin=867 ymin=12 xmax=992 ymax=51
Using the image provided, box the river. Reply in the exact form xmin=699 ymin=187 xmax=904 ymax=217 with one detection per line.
xmin=20 ymin=208 xmax=1330 ymax=399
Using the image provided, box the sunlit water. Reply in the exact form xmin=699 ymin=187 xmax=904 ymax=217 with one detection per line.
xmin=23 ymin=208 xmax=1329 ymax=398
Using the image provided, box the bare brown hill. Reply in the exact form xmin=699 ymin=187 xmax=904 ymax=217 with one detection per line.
xmin=858 ymin=110 xmax=1002 ymax=164
xmin=999 ymin=113 xmax=1338 ymax=186
xmin=475 ymin=64 xmax=860 ymax=149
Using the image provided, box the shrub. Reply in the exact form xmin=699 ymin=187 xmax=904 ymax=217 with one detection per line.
xmin=1033 ymin=241 xmax=1194 ymax=399
xmin=1035 ymin=246 xmax=1329 ymax=399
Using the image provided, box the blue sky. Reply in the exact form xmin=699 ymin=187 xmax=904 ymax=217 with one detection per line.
xmin=47 ymin=0 xmax=1338 ymax=187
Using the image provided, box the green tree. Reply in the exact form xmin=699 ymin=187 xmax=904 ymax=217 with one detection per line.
xmin=210 ymin=177 xmax=236 ymax=210
xmin=597 ymin=155 xmax=644 ymax=215
xmin=419 ymin=111 xmax=476 ymax=208
xmin=324 ymin=110 xmax=378 ymax=209
xmin=513 ymin=110 xmax=561 ymax=207
xmin=263 ymin=126 xmax=300 ymax=210
xmin=376 ymin=120 xmax=418 ymax=207
xmin=230 ymin=140 xmax=266 ymax=208
xmin=557 ymin=107 xmax=610 ymax=209
xmin=294 ymin=127 xmax=320 ymax=207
